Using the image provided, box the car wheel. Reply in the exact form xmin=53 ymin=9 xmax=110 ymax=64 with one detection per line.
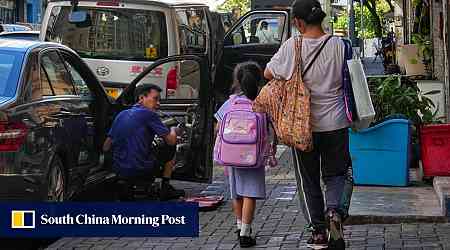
xmin=47 ymin=156 xmax=65 ymax=202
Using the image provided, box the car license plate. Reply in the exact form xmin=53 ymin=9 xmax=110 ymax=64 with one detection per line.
xmin=105 ymin=88 xmax=122 ymax=99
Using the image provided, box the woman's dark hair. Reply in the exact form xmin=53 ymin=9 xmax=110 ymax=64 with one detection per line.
xmin=231 ymin=62 xmax=262 ymax=100
xmin=292 ymin=0 xmax=327 ymax=25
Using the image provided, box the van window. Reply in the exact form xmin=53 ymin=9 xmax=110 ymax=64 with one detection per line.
xmin=45 ymin=6 xmax=168 ymax=61
xmin=175 ymin=8 xmax=208 ymax=54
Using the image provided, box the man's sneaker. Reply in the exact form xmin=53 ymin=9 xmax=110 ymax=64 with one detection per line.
xmin=160 ymin=183 xmax=185 ymax=201
xmin=239 ymin=235 xmax=256 ymax=248
xmin=306 ymin=228 xmax=328 ymax=249
xmin=326 ymin=209 xmax=345 ymax=250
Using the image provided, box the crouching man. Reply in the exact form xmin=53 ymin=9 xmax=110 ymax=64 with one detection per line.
xmin=103 ymin=84 xmax=185 ymax=201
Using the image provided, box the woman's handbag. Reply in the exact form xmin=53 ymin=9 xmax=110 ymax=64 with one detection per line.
xmin=253 ymin=35 xmax=331 ymax=151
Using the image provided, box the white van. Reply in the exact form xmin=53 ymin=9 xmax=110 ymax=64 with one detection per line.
xmin=40 ymin=0 xmax=216 ymax=99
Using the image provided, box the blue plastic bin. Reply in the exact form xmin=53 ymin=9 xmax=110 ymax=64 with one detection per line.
xmin=349 ymin=119 xmax=411 ymax=186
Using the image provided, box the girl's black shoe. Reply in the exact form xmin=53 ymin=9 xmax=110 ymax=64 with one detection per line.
xmin=239 ymin=236 xmax=256 ymax=248
xmin=235 ymin=229 xmax=240 ymax=240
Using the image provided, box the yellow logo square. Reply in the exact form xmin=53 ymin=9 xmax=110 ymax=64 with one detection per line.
xmin=11 ymin=210 xmax=35 ymax=229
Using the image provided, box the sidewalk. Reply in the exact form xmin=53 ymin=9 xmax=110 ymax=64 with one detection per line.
xmin=48 ymin=147 xmax=450 ymax=250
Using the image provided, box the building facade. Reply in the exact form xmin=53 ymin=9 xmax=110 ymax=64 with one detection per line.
xmin=0 ymin=0 xmax=41 ymax=24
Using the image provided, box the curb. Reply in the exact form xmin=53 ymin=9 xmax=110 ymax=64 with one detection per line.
xmin=345 ymin=215 xmax=449 ymax=225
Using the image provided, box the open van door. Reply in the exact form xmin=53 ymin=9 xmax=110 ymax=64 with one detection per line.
xmin=219 ymin=10 xmax=290 ymax=102
xmin=115 ymin=55 xmax=214 ymax=183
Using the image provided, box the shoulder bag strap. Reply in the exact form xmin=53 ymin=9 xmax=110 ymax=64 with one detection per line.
xmin=302 ymin=35 xmax=333 ymax=77
xmin=293 ymin=36 xmax=303 ymax=77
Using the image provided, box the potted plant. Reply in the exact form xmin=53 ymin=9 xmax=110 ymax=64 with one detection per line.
xmin=349 ymin=76 xmax=436 ymax=187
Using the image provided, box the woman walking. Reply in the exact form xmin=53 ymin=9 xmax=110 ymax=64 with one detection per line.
xmin=264 ymin=0 xmax=353 ymax=249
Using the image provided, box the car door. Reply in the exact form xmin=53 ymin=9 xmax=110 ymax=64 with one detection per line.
xmin=57 ymin=49 xmax=114 ymax=185
xmin=115 ymin=55 xmax=214 ymax=183
xmin=219 ymin=10 xmax=290 ymax=104
xmin=37 ymin=49 xmax=92 ymax=196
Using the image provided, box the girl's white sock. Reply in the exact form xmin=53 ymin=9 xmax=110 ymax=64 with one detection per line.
xmin=237 ymin=219 xmax=242 ymax=230
xmin=240 ymin=223 xmax=252 ymax=237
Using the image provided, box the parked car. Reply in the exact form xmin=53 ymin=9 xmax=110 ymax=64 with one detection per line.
xmin=0 ymin=39 xmax=215 ymax=201
xmin=0 ymin=24 xmax=32 ymax=33
xmin=40 ymin=0 xmax=223 ymax=101
xmin=0 ymin=31 xmax=40 ymax=40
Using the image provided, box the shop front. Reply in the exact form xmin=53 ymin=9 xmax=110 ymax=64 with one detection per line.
xmin=0 ymin=0 xmax=16 ymax=23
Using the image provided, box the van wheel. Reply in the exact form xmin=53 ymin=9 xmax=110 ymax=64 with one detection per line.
xmin=47 ymin=156 xmax=65 ymax=202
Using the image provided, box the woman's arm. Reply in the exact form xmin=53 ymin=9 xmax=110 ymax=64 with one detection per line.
xmin=264 ymin=68 xmax=274 ymax=80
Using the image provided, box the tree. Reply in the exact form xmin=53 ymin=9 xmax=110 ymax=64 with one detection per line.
xmin=362 ymin=0 xmax=383 ymax=38
xmin=334 ymin=0 xmax=391 ymax=39
xmin=218 ymin=0 xmax=250 ymax=13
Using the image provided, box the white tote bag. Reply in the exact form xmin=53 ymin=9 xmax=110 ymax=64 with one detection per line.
xmin=347 ymin=59 xmax=376 ymax=130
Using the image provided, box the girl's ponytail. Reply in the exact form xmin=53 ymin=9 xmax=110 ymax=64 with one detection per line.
xmin=232 ymin=62 xmax=262 ymax=101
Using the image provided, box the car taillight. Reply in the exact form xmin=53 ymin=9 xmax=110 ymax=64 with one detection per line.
xmin=0 ymin=121 xmax=28 ymax=152
xmin=166 ymin=67 xmax=178 ymax=92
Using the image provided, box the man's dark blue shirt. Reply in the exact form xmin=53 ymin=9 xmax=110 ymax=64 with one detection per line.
xmin=108 ymin=104 xmax=169 ymax=177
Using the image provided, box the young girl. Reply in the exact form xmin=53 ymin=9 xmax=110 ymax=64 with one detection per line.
xmin=214 ymin=62 xmax=273 ymax=248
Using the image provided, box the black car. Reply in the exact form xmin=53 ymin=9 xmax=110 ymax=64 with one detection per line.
xmin=0 ymin=39 xmax=214 ymax=201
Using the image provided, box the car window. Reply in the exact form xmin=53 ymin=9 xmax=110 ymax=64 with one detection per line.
xmin=39 ymin=66 xmax=54 ymax=97
xmin=229 ymin=13 xmax=285 ymax=46
xmin=61 ymin=55 xmax=92 ymax=97
xmin=136 ymin=60 xmax=200 ymax=100
xmin=25 ymin=54 xmax=53 ymax=100
xmin=0 ymin=51 xmax=22 ymax=97
xmin=40 ymin=51 xmax=76 ymax=96
xmin=175 ymin=8 xmax=209 ymax=54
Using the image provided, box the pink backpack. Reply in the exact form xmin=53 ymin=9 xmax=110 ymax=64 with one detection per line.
xmin=213 ymin=95 xmax=270 ymax=168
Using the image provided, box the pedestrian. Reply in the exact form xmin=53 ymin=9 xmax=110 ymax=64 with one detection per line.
xmin=256 ymin=21 xmax=275 ymax=44
xmin=103 ymin=84 xmax=185 ymax=201
xmin=231 ymin=7 xmax=241 ymax=24
xmin=263 ymin=0 xmax=353 ymax=249
xmin=214 ymin=62 xmax=273 ymax=248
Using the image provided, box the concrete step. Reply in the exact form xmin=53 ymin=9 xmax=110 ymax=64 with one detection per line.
xmin=433 ymin=176 xmax=450 ymax=217
xmin=347 ymin=185 xmax=447 ymax=225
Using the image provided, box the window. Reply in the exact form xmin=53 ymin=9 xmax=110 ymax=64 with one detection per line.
xmin=24 ymin=54 xmax=53 ymax=101
xmin=40 ymin=51 xmax=75 ymax=96
xmin=45 ymin=7 xmax=168 ymax=61
xmin=61 ymin=55 xmax=92 ymax=97
xmin=0 ymin=51 xmax=22 ymax=97
xmin=176 ymin=8 xmax=209 ymax=54
xmin=136 ymin=60 xmax=201 ymax=99
xmin=229 ymin=13 xmax=285 ymax=46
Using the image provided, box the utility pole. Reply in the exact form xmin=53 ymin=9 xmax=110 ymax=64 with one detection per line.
xmin=360 ymin=0 xmax=364 ymax=58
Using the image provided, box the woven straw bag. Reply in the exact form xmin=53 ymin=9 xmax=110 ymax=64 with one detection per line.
xmin=253 ymin=37 xmax=313 ymax=151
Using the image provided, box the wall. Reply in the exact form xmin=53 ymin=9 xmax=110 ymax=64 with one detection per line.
xmin=432 ymin=0 xmax=445 ymax=82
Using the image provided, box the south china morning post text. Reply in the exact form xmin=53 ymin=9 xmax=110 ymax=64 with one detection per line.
xmin=0 ymin=202 xmax=199 ymax=237
xmin=40 ymin=214 xmax=186 ymax=227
